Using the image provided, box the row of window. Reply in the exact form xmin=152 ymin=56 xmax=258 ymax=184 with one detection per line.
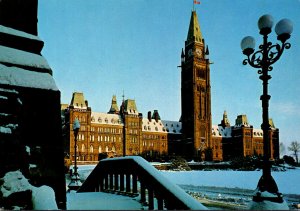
xmin=75 ymin=144 xmax=116 ymax=153
xmin=142 ymin=141 xmax=166 ymax=148
xmin=90 ymin=127 xmax=122 ymax=134
xmin=77 ymin=133 xmax=121 ymax=143
xmin=142 ymin=134 xmax=166 ymax=140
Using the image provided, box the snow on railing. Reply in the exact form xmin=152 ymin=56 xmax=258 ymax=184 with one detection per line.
xmin=78 ymin=156 xmax=207 ymax=210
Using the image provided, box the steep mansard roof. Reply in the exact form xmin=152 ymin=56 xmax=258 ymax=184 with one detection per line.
xmin=212 ymin=125 xmax=232 ymax=138
xmin=70 ymin=92 xmax=88 ymax=109
xmin=124 ymin=99 xmax=139 ymax=115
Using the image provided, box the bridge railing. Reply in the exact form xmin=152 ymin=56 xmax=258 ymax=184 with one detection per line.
xmin=78 ymin=156 xmax=207 ymax=210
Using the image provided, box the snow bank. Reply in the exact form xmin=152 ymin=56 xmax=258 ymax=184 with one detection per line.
xmin=0 ymin=170 xmax=58 ymax=210
xmin=0 ymin=64 xmax=58 ymax=91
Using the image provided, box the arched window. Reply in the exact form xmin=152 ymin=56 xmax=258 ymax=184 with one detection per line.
xmin=105 ymin=146 xmax=109 ymax=152
xmin=112 ymin=146 xmax=116 ymax=152
xmin=90 ymin=145 xmax=94 ymax=153
xmin=81 ymin=144 xmax=85 ymax=152
xmin=98 ymin=146 xmax=102 ymax=153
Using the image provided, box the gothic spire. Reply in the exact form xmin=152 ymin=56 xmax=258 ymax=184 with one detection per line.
xmin=186 ymin=11 xmax=203 ymax=44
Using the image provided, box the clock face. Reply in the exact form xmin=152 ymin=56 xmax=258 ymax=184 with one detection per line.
xmin=196 ymin=49 xmax=202 ymax=57
xmin=188 ymin=49 xmax=193 ymax=57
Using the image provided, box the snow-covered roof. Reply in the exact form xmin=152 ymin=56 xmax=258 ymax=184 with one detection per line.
xmin=91 ymin=112 xmax=123 ymax=126
xmin=212 ymin=125 xmax=232 ymax=138
xmin=253 ymin=128 xmax=263 ymax=137
xmin=0 ymin=45 xmax=51 ymax=73
xmin=161 ymin=120 xmax=182 ymax=134
xmin=142 ymin=118 xmax=167 ymax=133
xmin=0 ymin=25 xmax=41 ymax=41
xmin=0 ymin=64 xmax=58 ymax=91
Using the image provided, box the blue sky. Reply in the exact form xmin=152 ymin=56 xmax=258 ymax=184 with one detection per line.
xmin=38 ymin=0 xmax=300 ymax=149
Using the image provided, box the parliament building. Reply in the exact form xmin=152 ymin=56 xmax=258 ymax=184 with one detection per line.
xmin=62 ymin=10 xmax=279 ymax=163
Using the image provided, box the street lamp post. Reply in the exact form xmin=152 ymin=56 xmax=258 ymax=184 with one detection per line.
xmin=241 ymin=14 xmax=293 ymax=209
xmin=68 ymin=118 xmax=82 ymax=191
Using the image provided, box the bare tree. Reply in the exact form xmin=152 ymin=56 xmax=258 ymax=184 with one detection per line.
xmin=288 ymin=141 xmax=300 ymax=163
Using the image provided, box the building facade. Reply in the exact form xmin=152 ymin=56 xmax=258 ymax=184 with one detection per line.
xmin=62 ymin=93 xmax=280 ymax=163
xmin=63 ymin=93 xmax=171 ymax=163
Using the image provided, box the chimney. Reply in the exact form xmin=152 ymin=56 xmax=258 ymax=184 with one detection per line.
xmin=148 ymin=111 xmax=152 ymax=122
xmin=154 ymin=110 xmax=159 ymax=122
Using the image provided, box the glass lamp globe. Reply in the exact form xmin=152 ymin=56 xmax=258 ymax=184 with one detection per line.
xmin=275 ymin=18 xmax=293 ymax=42
xmin=241 ymin=36 xmax=255 ymax=55
xmin=258 ymin=14 xmax=274 ymax=35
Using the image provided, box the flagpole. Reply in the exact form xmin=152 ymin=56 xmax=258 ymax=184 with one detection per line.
xmin=193 ymin=0 xmax=195 ymax=11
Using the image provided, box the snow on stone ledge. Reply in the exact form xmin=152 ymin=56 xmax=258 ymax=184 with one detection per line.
xmin=0 ymin=126 xmax=12 ymax=134
xmin=0 ymin=64 xmax=58 ymax=91
xmin=0 ymin=170 xmax=58 ymax=210
xmin=0 ymin=25 xmax=41 ymax=41
xmin=0 ymin=45 xmax=51 ymax=71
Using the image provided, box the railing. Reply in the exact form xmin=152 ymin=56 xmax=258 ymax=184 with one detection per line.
xmin=78 ymin=156 xmax=207 ymax=210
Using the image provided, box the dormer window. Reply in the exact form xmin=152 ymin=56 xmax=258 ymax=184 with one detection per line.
xmin=98 ymin=117 xmax=102 ymax=123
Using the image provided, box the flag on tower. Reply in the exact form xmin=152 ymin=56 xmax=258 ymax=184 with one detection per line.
xmin=194 ymin=0 xmax=200 ymax=4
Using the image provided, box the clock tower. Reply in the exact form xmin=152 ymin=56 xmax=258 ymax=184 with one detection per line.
xmin=181 ymin=10 xmax=212 ymax=160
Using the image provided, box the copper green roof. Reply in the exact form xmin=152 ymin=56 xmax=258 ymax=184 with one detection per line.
xmin=187 ymin=11 xmax=203 ymax=44
xmin=124 ymin=99 xmax=138 ymax=114
xmin=108 ymin=95 xmax=119 ymax=114
xmin=269 ymin=118 xmax=275 ymax=128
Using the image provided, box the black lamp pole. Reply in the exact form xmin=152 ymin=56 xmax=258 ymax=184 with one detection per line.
xmin=241 ymin=14 xmax=292 ymax=203
xmin=68 ymin=118 xmax=81 ymax=191
xmin=73 ymin=126 xmax=79 ymax=176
